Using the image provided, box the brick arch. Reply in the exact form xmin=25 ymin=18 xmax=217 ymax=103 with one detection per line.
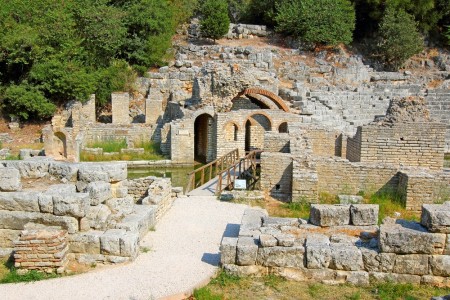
xmin=236 ymin=87 xmax=289 ymax=112
xmin=243 ymin=111 xmax=273 ymax=131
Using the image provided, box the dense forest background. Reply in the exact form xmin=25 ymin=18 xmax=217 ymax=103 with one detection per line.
xmin=0 ymin=0 xmax=448 ymax=121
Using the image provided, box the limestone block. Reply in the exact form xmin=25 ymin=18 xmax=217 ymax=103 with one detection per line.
xmin=47 ymin=184 xmax=77 ymax=194
xmin=0 ymin=210 xmax=78 ymax=233
xmin=259 ymin=234 xmax=277 ymax=247
xmin=361 ymin=248 xmax=396 ymax=272
xmin=430 ymin=255 xmax=450 ymax=277
xmin=0 ymin=168 xmax=22 ymax=191
xmin=379 ymin=221 xmax=446 ymax=254
xmin=0 ymin=192 xmax=40 ymax=212
xmin=336 ymin=271 xmax=370 ymax=286
xmin=53 ymin=193 xmax=90 ymax=218
xmin=86 ymin=204 xmax=111 ymax=230
xmin=338 ymin=195 xmax=363 ymax=205
xmin=306 ymin=244 xmax=332 ymax=269
xmin=105 ymin=196 xmax=134 ymax=218
xmin=0 ymin=229 xmax=21 ymax=248
xmin=38 ymin=194 xmax=53 ymax=213
xmin=239 ymin=208 xmax=266 ymax=237
xmin=223 ymin=264 xmax=268 ymax=277
xmin=5 ymin=159 xmax=51 ymax=179
xmin=393 ymin=254 xmax=429 ymax=275
xmin=257 ymin=246 xmax=304 ymax=268
xmin=48 ymin=162 xmax=79 ymax=181
xmin=262 ymin=217 xmax=299 ymax=228
xmin=446 ymin=235 xmax=450 ymax=255
xmin=116 ymin=205 xmax=156 ymax=239
xmin=330 ymin=244 xmax=364 ymax=271
xmin=68 ymin=231 xmax=102 ymax=254
xmin=78 ymin=163 xmax=127 ymax=183
xmin=275 ymin=234 xmax=295 ymax=247
xmin=421 ymin=204 xmax=450 ymax=233
xmin=305 ymin=234 xmax=330 ymax=247
xmin=220 ymin=237 xmax=237 ymax=265
xmin=100 ymin=229 xmax=125 ymax=256
xmin=369 ymin=272 xmax=421 ymax=284
xmin=236 ymin=237 xmax=259 ymax=266
xmin=310 ymin=205 xmax=350 ymax=227
xmin=86 ymin=181 xmax=112 ymax=206
xmin=351 ymin=205 xmax=379 ymax=226
xmin=119 ymin=231 xmax=139 ymax=258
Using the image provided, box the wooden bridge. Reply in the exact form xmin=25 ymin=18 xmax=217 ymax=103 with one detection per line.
xmin=186 ymin=149 xmax=261 ymax=196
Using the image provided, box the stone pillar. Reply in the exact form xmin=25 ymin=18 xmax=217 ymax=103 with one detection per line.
xmin=14 ymin=224 xmax=69 ymax=274
xmin=145 ymin=89 xmax=163 ymax=124
xmin=112 ymin=92 xmax=130 ymax=124
xmin=81 ymin=94 xmax=96 ymax=123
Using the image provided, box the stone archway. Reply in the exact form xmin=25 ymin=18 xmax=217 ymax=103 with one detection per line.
xmin=54 ymin=132 xmax=67 ymax=159
xmin=245 ymin=113 xmax=272 ymax=152
xmin=279 ymin=122 xmax=288 ymax=133
xmin=235 ymin=87 xmax=290 ymax=112
xmin=194 ymin=113 xmax=214 ymax=163
xmin=224 ymin=122 xmax=239 ymax=142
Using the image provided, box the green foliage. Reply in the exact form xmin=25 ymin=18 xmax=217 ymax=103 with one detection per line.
xmin=90 ymin=139 xmax=127 ymax=153
xmin=0 ymin=260 xmax=59 ymax=284
xmin=170 ymin=0 xmax=199 ymax=25
xmin=200 ymin=0 xmax=230 ymax=41
xmin=376 ymin=8 xmax=423 ymax=70
xmin=445 ymin=26 xmax=450 ymax=45
xmin=193 ymin=287 xmax=222 ymax=300
xmin=376 ymin=281 xmax=415 ymax=300
xmin=275 ymin=0 xmax=355 ymax=46
xmin=227 ymin=0 xmax=252 ymax=23
xmin=245 ymin=0 xmax=279 ymax=26
xmin=210 ymin=270 xmax=240 ymax=287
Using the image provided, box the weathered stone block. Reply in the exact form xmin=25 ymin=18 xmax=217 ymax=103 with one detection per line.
xmin=5 ymin=160 xmax=50 ymax=179
xmin=257 ymin=246 xmax=304 ymax=268
xmin=85 ymin=204 xmax=111 ymax=230
xmin=430 ymin=255 xmax=450 ymax=277
xmin=105 ymin=196 xmax=134 ymax=218
xmin=421 ymin=204 xmax=450 ymax=233
xmin=78 ymin=163 xmax=127 ymax=183
xmin=275 ymin=234 xmax=295 ymax=247
xmin=306 ymin=245 xmax=332 ymax=269
xmin=351 ymin=204 xmax=379 ymax=226
xmin=369 ymin=272 xmax=421 ymax=284
xmin=0 ymin=192 xmax=40 ymax=212
xmin=86 ymin=181 xmax=112 ymax=206
xmin=338 ymin=195 xmax=363 ymax=205
xmin=220 ymin=237 xmax=237 ymax=265
xmin=263 ymin=217 xmax=299 ymax=228
xmin=68 ymin=231 xmax=102 ymax=254
xmin=0 ymin=210 xmax=78 ymax=233
xmin=236 ymin=237 xmax=259 ymax=266
xmin=52 ymin=193 xmax=90 ymax=218
xmin=0 ymin=168 xmax=22 ymax=191
xmin=223 ymin=264 xmax=268 ymax=277
xmin=37 ymin=194 xmax=53 ymax=213
xmin=310 ymin=205 xmax=350 ymax=227
xmin=379 ymin=221 xmax=446 ymax=254
xmin=361 ymin=248 xmax=396 ymax=272
xmin=336 ymin=270 xmax=370 ymax=286
xmin=393 ymin=254 xmax=429 ymax=275
xmin=330 ymin=244 xmax=364 ymax=271
xmin=47 ymin=184 xmax=77 ymax=194
xmin=0 ymin=229 xmax=21 ymax=248
xmin=48 ymin=162 xmax=79 ymax=181
xmin=305 ymin=234 xmax=330 ymax=247
xmin=100 ymin=229 xmax=125 ymax=256
xmin=239 ymin=208 xmax=266 ymax=237
xmin=119 ymin=231 xmax=139 ymax=258
xmin=259 ymin=234 xmax=277 ymax=247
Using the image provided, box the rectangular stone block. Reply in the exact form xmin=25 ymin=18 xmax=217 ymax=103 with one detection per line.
xmin=379 ymin=221 xmax=446 ymax=254
xmin=48 ymin=162 xmax=80 ymax=182
xmin=86 ymin=181 xmax=112 ymax=206
xmin=220 ymin=237 xmax=237 ymax=265
xmin=257 ymin=246 xmax=304 ymax=268
xmin=0 ymin=192 xmax=40 ymax=212
xmin=0 ymin=168 xmax=22 ymax=191
xmin=430 ymin=255 xmax=450 ymax=277
xmin=100 ymin=229 xmax=124 ymax=256
xmin=421 ymin=204 xmax=450 ymax=233
xmin=78 ymin=163 xmax=127 ymax=183
xmin=393 ymin=254 xmax=429 ymax=275
xmin=46 ymin=184 xmax=77 ymax=194
xmin=259 ymin=234 xmax=277 ymax=247
xmin=112 ymin=92 xmax=130 ymax=124
xmin=38 ymin=194 xmax=53 ymax=213
xmin=310 ymin=205 xmax=350 ymax=227
xmin=236 ymin=237 xmax=259 ymax=266
xmin=351 ymin=204 xmax=379 ymax=226
xmin=119 ymin=232 xmax=139 ymax=258
xmin=52 ymin=193 xmax=90 ymax=218
xmin=68 ymin=231 xmax=102 ymax=254
xmin=330 ymin=244 xmax=364 ymax=271
xmin=306 ymin=244 xmax=331 ymax=269
xmin=239 ymin=208 xmax=266 ymax=237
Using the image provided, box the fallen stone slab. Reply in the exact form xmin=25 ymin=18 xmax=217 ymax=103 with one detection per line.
xmin=106 ymin=196 xmax=134 ymax=219
xmin=310 ymin=205 xmax=350 ymax=227
xmin=351 ymin=204 xmax=379 ymax=226
xmin=421 ymin=204 xmax=450 ymax=233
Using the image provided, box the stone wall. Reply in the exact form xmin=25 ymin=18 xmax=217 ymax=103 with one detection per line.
xmin=83 ymin=124 xmax=154 ymax=148
xmin=221 ymin=204 xmax=450 ymax=287
xmin=112 ymin=92 xmax=130 ymax=125
xmin=260 ymin=153 xmax=293 ymax=201
xmin=398 ymin=171 xmax=450 ymax=211
xmin=127 ymin=177 xmax=155 ymax=202
xmin=426 ymin=89 xmax=450 ymax=152
xmin=347 ymin=123 xmax=446 ymax=170
xmin=263 ymin=133 xmax=290 ymax=153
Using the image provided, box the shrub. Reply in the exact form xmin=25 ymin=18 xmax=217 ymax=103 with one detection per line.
xmin=275 ymin=0 xmax=356 ymax=46
xmin=200 ymin=0 xmax=230 ymax=42
xmin=376 ymin=8 xmax=423 ymax=70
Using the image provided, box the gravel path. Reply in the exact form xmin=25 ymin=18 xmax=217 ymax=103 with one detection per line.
xmin=0 ymin=196 xmax=247 ymax=300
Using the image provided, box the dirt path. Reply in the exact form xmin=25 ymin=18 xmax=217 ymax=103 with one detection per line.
xmin=0 ymin=196 xmax=247 ymax=300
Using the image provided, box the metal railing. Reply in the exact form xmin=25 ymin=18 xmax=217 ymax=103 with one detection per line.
xmin=185 ymin=149 xmax=239 ymax=193
xmin=215 ymin=150 xmax=262 ymax=195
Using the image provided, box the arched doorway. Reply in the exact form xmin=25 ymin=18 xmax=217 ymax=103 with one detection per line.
xmin=194 ymin=113 xmax=214 ymax=163
xmin=245 ymin=114 xmax=272 ymax=152
xmin=54 ymin=132 xmax=67 ymax=159
xmin=279 ymin=122 xmax=288 ymax=133
xmin=224 ymin=122 xmax=239 ymax=142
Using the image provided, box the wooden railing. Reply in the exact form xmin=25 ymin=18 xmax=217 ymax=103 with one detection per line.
xmin=215 ymin=150 xmax=262 ymax=195
xmin=185 ymin=149 xmax=239 ymax=193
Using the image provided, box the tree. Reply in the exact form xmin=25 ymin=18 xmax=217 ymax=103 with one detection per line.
xmin=275 ymin=0 xmax=355 ymax=46
xmin=377 ymin=8 xmax=423 ymax=70
xmin=200 ymin=0 xmax=230 ymax=42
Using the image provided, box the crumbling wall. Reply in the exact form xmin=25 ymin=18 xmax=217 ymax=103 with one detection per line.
xmin=260 ymin=153 xmax=293 ymax=201
xmin=221 ymin=203 xmax=450 ymax=287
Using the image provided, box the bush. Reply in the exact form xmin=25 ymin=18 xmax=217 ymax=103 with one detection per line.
xmin=275 ymin=0 xmax=355 ymax=46
xmin=376 ymin=8 xmax=423 ymax=70
xmin=200 ymin=0 xmax=230 ymax=42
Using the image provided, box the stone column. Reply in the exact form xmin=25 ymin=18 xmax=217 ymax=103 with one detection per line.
xmin=112 ymin=92 xmax=130 ymax=124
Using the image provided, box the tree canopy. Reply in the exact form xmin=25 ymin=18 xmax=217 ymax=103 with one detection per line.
xmin=200 ymin=0 xmax=230 ymax=42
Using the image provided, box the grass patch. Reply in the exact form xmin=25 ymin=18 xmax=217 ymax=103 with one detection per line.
xmin=197 ymin=272 xmax=450 ymax=300
xmin=140 ymin=246 xmax=152 ymax=253
xmin=367 ymin=189 xmax=418 ymax=223
xmin=0 ymin=259 xmax=59 ymax=284
xmin=80 ymin=139 xmax=165 ymax=162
